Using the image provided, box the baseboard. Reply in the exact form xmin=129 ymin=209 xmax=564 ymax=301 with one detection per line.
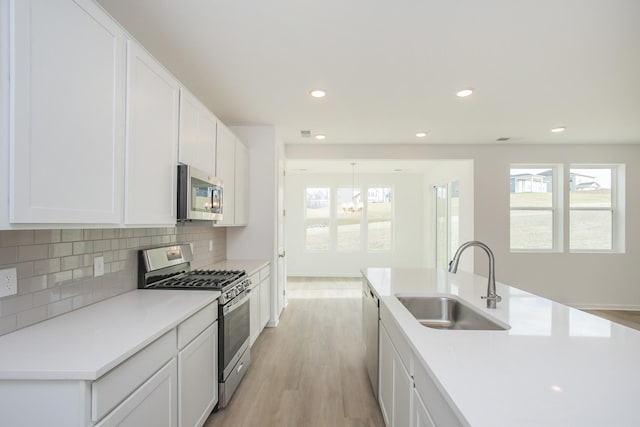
xmin=267 ymin=319 xmax=279 ymax=328
xmin=569 ymin=303 xmax=640 ymax=311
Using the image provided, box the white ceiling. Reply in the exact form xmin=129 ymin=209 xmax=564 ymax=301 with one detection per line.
xmin=97 ymin=0 xmax=640 ymax=145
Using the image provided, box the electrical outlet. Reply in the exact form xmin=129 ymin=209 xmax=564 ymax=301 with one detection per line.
xmin=209 ymin=240 xmax=213 ymax=252
xmin=0 ymin=267 xmax=18 ymax=298
xmin=94 ymin=256 xmax=104 ymax=277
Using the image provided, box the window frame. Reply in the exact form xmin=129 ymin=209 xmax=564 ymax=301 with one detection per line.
xmin=509 ymin=164 xmax=563 ymax=253
xmin=567 ymin=164 xmax=624 ymax=253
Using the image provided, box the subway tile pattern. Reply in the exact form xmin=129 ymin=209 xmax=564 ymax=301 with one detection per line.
xmin=0 ymin=226 xmax=227 ymax=336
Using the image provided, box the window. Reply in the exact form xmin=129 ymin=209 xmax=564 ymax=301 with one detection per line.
xmin=304 ymin=185 xmax=393 ymax=252
xmin=305 ymin=187 xmax=330 ymax=251
xmin=510 ymin=164 xmax=624 ymax=253
xmin=569 ymin=166 xmax=617 ymax=252
xmin=367 ymin=187 xmax=393 ymax=251
xmin=336 ymin=186 xmax=362 ymax=251
xmin=510 ymin=166 xmax=558 ymax=251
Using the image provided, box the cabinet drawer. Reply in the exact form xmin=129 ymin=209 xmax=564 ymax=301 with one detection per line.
xmin=177 ymin=301 xmax=218 ymax=349
xmin=413 ymin=360 xmax=464 ymax=427
xmin=95 ymin=358 xmax=177 ymax=427
xmin=259 ymin=265 xmax=270 ymax=281
xmin=249 ymin=273 xmax=259 ymax=289
xmin=380 ymin=304 xmax=413 ymax=372
xmin=92 ymin=329 xmax=176 ymax=422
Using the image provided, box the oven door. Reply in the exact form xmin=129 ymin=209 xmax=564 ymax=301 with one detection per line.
xmin=219 ymin=291 xmax=250 ymax=380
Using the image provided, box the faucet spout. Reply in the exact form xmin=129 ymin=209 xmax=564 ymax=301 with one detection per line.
xmin=448 ymin=241 xmax=501 ymax=309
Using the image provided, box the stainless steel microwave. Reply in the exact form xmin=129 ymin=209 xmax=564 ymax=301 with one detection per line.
xmin=177 ymin=165 xmax=223 ymax=222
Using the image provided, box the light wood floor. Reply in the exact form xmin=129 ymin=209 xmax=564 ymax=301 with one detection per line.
xmin=204 ymin=277 xmax=384 ymax=427
xmin=584 ymin=309 xmax=640 ymax=331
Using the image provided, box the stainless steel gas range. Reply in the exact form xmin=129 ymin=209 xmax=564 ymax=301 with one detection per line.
xmin=138 ymin=244 xmax=251 ymax=409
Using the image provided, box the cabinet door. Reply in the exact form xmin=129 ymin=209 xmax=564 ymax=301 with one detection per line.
xmin=378 ymin=323 xmax=393 ymax=426
xmin=413 ymin=388 xmax=436 ymax=427
xmin=95 ymin=358 xmax=177 ymax=427
xmin=124 ymin=41 xmax=179 ymax=225
xmin=178 ymin=89 xmax=216 ymax=176
xmin=234 ymin=141 xmax=249 ymax=226
xmin=393 ymin=349 xmax=412 ymax=427
xmin=379 ymin=322 xmax=412 ymax=427
xmin=215 ymin=125 xmax=235 ymax=226
xmin=259 ymin=277 xmax=270 ymax=329
xmin=249 ymin=284 xmax=260 ymax=345
xmin=178 ymin=322 xmax=217 ymax=427
xmin=10 ymin=0 xmax=125 ymax=223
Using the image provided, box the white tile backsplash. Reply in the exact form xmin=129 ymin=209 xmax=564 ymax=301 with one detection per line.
xmin=0 ymin=225 xmax=226 ymax=336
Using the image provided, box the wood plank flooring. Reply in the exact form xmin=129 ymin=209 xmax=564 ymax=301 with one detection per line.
xmin=204 ymin=277 xmax=384 ymax=427
xmin=584 ymin=309 xmax=640 ymax=331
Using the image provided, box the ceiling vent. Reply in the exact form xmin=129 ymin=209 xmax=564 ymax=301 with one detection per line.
xmin=300 ymin=130 xmax=312 ymax=138
xmin=496 ymin=137 xmax=511 ymax=142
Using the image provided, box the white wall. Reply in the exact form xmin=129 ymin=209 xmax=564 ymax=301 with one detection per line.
xmin=286 ymin=172 xmax=425 ymax=276
xmin=228 ymin=125 xmax=282 ymax=323
xmin=286 ymin=143 xmax=640 ymax=309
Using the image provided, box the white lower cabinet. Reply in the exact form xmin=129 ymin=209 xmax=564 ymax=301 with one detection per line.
xmin=249 ymin=264 xmax=271 ymax=347
xmin=378 ymin=322 xmax=412 ymax=427
xmin=413 ymin=387 xmax=436 ymax=427
xmin=95 ymin=358 xmax=177 ymax=427
xmin=259 ymin=276 xmax=270 ymax=329
xmin=249 ymin=273 xmax=261 ymax=345
xmin=378 ymin=304 xmax=464 ymax=427
xmin=178 ymin=323 xmax=218 ymax=427
xmin=0 ymin=300 xmax=219 ymax=427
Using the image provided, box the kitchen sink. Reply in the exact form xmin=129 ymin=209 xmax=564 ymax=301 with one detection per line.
xmin=396 ymin=295 xmax=510 ymax=330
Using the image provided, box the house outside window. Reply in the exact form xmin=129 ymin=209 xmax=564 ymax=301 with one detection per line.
xmin=510 ymin=164 xmax=625 ymax=253
xmin=510 ymin=166 xmax=560 ymax=251
xmin=569 ymin=165 xmax=623 ymax=252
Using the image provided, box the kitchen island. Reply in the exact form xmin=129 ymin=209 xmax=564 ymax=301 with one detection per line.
xmin=363 ymin=268 xmax=640 ymax=427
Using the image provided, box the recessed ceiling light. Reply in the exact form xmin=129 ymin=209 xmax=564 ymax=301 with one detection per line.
xmin=456 ymin=88 xmax=473 ymax=97
xmin=310 ymin=89 xmax=326 ymax=98
xmin=551 ymin=126 xmax=566 ymax=133
xmin=415 ymin=131 xmax=428 ymax=138
xmin=315 ymin=134 xmax=326 ymax=140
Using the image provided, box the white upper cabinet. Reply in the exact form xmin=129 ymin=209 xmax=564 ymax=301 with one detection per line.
xmin=124 ymin=41 xmax=179 ymax=226
xmin=10 ymin=0 xmax=126 ymax=224
xmin=178 ymin=88 xmax=217 ymax=176
xmin=215 ymin=124 xmax=235 ymax=226
xmin=215 ymin=124 xmax=249 ymax=227
xmin=234 ymin=141 xmax=249 ymax=226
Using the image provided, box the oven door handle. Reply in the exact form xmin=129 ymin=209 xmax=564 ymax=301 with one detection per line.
xmin=223 ymin=292 xmax=250 ymax=315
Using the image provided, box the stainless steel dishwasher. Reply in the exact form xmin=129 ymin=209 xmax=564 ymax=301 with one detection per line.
xmin=362 ymin=279 xmax=379 ymax=398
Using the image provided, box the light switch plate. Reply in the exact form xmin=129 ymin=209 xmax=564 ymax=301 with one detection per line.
xmin=0 ymin=267 xmax=18 ymax=298
xmin=94 ymin=256 xmax=104 ymax=277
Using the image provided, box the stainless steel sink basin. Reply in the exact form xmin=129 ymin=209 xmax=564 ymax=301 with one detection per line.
xmin=396 ymin=295 xmax=510 ymax=330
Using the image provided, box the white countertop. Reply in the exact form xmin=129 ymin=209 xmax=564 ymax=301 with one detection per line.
xmin=207 ymin=259 xmax=269 ymax=276
xmin=363 ymin=268 xmax=640 ymax=427
xmin=0 ymin=290 xmax=219 ymax=381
